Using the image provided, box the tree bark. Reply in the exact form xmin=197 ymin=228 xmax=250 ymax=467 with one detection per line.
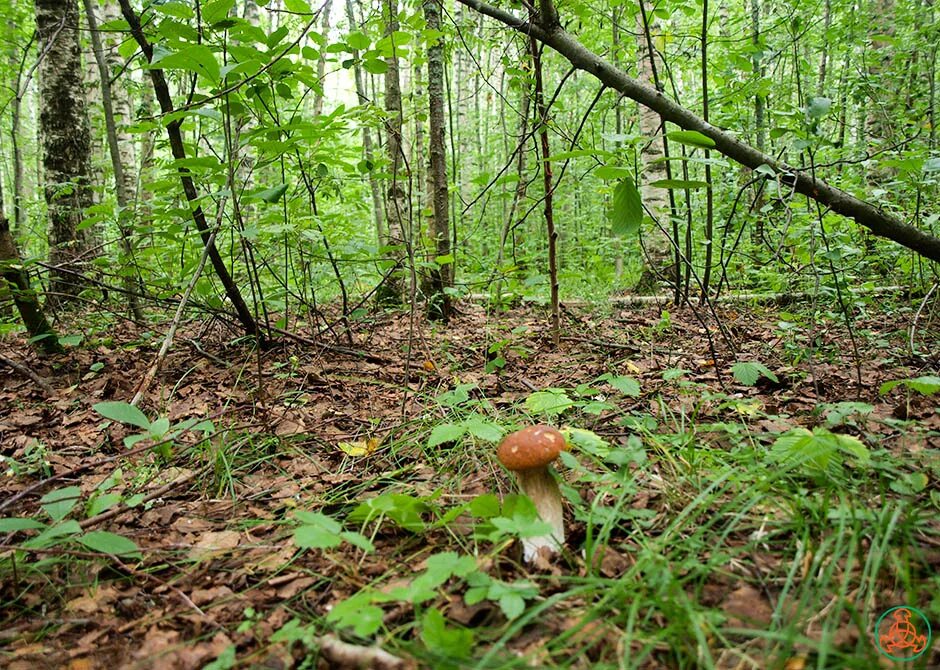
xmin=455 ymin=0 xmax=940 ymax=264
xmin=0 ymin=212 xmax=63 ymax=354
xmin=377 ymin=0 xmax=407 ymax=304
xmin=423 ymin=0 xmax=451 ymax=320
xmin=83 ymin=0 xmax=143 ymax=320
xmin=345 ymin=0 xmax=385 ymax=244
xmin=36 ymin=0 xmax=96 ymax=305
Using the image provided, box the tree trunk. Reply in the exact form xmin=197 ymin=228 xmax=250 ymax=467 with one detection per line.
xmin=313 ymin=0 xmax=333 ymax=117
xmin=117 ymin=0 xmax=262 ymax=341
xmin=377 ymin=0 xmax=407 ymax=305
xmin=456 ymin=0 xmax=940 ymax=263
xmin=83 ymin=0 xmax=143 ymax=320
xmin=423 ymin=0 xmax=451 ymax=320
xmin=36 ymin=0 xmax=96 ymax=305
xmin=530 ymin=36 xmax=560 ymax=347
xmin=634 ymin=1 xmax=672 ymax=291
xmin=0 ymin=211 xmax=62 ymax=354
xmin=346 ymin=0 xmax=385 ymax=244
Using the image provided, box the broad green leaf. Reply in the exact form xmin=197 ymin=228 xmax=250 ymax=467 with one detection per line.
xmin=428 ymin=422 xmax=466 ymax=447
xmin=421 ymin=608 xmax=473 ymax=660
xmin=0 ymin=518 xmax=46 ymax=532
xmin=150 ymin=44 xmax=220 ymax=83
xmin=362 ymin=58 xmax=388 ymax=75
xmin=732 ymin=361 xmax=778 ymax=386
xmin=599 ymin=373 xmax=641 ymax=396
xmin=87 ymin=492 xmax=122 ymax=518
xmin=283 ymin=0 xmax=311 ymax=12
xmin=40 ymin=486 xmax=82 ymax=522
xmin=525 ymin=389 xmax=574 ymax=416
xmin=93 ymin=401 xmax=151 ymax=429
xmin=610 ymin=176 xmax=642 ymax=237
xmin=649 ymin=179 xmax=709 ymax=189
xmin=347 ymin=31 xmax=370 ymax=50
xmin=293 ymin=524 xmax=342 ymax=549
xmin=595 ymin=166 xmax=632 ymax=180
xmin=468 ymin=494 xmax=501 ymax=518
xmin=880 ymin=375 xmax=940 ymax=396
xmin=907 ymin=375 xmax=940 ymax=395
xmin=23 ymin=520 xmax=82 ymax=549
xmin=462 ymin=416 xmax=504 ymax=442
xmin=254 ymin=184 xmax=289 ymax=203
xmin=326 ymin=593 xmax=384 ymax=636
xmin=666 ymin=130 xmax=716 ymax=149
xmin=78 ymin=530 xmax=142 ymax=558
xmin=890 ymin=472 xmax=929 ymax=495
xmin=202 ymin=0 xmax=234 ymax=25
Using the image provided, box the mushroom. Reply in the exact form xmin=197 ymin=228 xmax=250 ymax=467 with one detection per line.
xmin=497 ymin=424 xmax=567 ymax=562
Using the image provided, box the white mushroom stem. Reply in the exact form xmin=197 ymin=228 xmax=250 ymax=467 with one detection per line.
xmin=515 ymin=466 xmax=564 ymax=562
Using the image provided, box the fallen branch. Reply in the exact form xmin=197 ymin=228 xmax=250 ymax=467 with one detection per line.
xmin=454 ymin=0 xmax=940 ymax=264
xmin=0 ymin=353 xmax=54 ymax=395
xmin=315 ymin=634 xmax=408 ymax=670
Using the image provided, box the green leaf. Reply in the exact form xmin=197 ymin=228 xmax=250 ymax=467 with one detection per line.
xmin=202 ymin=0 xmax=234 ymax=25
xmin=23 ymin=520 xmax=82 ymax=549
xmin=293 ymin=511 xmax=344 ymax=549
xmin=666 ymin=130 xmax=716 ymax=149
xmin=347 ymin=31 xmax=370 ymax=50
xmin=421 ymin=608 xmax=473 ymax=660
xmin=283 ymin=0 xmax=311 ymax=12
xmin=93 ymin=401 xmax=151 ymax=430
xmin=649 ymin=179 xmax=709 ymax=189
xmin=880 ymin=375 xmax=940 ymax=396
xmin=599 ymin=373 xmax=641 ymax=396
xmin=469 ymin=494 xmax=501 ymax=519
xmin=462 ymin=416 xmax=504 ymax=442
xmin=40 ymin=486 xmax=82 ymax=523
xmin=78 ymin=530 xmax=142 ymax=558
xmin=907 ymin=375 xmax=940 ymax=396
xmin=362 ymin=58 xmax=388 ymax=75
xmin=150 ymin=44 xmax=221 ymax=83
xmin=610 ymin=176 xmax=643 ymax=237
xmin=498 ymin=593 xmax=526 ymax=620
xmin=890 ymin=472 xmax=929 ymax=495
xmin=525 ymin=389 xmax=574 ymax=416
xmin=326 ymin=593 xmax=384 ymax=636
xmin=731 ymin=361 xmax=778 ymax=386
xmin=428 ymin=423 xmax=466 ymax=447
xmin=0 ymin=518 xmax=46 ymax=532
xmin=87 ymin=492 xmax=122 ymax=518
xmin=253 ymin=184 xmax=289 ymax=203
xmin=595 ymin=166 xmax=632 ymax=180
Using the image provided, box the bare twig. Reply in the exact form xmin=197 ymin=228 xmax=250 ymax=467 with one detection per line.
xmin=0 ymin=354 xmax=54 ymax=395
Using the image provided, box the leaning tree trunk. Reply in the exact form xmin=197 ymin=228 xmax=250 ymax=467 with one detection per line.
xmin=457 ymin=0 xmax=940 ymax=264
xmin=36 ymin=0 xmax=96 ymax=305
xmin=0 ymin=209 xmax=62 ymax=354
xmin=118 ymin=0 xmax=262 ymax=341
xmin=376 ymin=0 xmax=408 ymax=305
xmin=423 ymin=0 xmax=451 ymax=321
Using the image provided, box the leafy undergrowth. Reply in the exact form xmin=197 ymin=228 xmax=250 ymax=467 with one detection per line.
xmin=1 ymin=299 xmax=939 ymax=669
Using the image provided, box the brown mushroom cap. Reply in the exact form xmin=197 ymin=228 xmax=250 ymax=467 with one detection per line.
xmin=497 ymin=425 xmax=567 ymax=470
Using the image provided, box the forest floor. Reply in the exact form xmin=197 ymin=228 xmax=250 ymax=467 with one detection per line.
xmin=1 ymin=297 xmax=939 ymax=669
